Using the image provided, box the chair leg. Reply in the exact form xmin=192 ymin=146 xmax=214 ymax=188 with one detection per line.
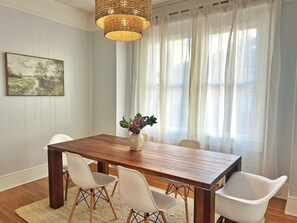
xmin=165 ymin=183 xmax=172 ymax=194
xmin=103 ymin=187 xmax=117 ymax=219
xmin=90 ymin=189 xmax=94 ymax=223
xmin=65 ymin=170 xmax=70 ymax=201
xmin=160 ymin=211 xmax=168 ymax=223
xmin=144 ymin=213 xmax=149 ymax=223
xmin=64 ymin=170 xmax=70 ymax=201
xmin=111 ymin=180 xmax=118 ymax=196
xmin=126 ymin=209 xmax=133 ymax=223
xmin=174 ymin=189 xmax=178 ymax=198
xmin=183 ymin=186 xmax=189 ymax=223
xmin=68 ymin=188 xmax=81 ymax=223
xmin=224 ymin=218 xmax=237 ymax=223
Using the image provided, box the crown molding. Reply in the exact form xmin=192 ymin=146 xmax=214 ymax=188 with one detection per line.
xmin=283 ymin=0 xmax=296 ymax=2
xmin=0 ymin=0 xmax=293 ymax=32
xmin=0 ymin=0 xmax=91 ymax=31
xmin=90 ymin=13 xmax=101 ymax=32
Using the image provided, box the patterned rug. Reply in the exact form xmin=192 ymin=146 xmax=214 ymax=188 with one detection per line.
xmin=16 ymin=185 xmax=216 ymax=223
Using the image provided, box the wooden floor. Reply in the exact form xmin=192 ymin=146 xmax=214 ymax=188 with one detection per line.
xmin=0 ymin=165 xmax=296 ymax=223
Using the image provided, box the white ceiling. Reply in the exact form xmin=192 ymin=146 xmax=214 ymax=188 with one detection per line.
xmin=53 ymin=0 xmax=173 ymax=14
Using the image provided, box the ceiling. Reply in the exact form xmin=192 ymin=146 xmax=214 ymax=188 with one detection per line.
xmin=53 ymin=0 xmax=173 ymax=14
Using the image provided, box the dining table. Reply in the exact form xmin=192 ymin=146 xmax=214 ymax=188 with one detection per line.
xmin=47 ymin=134 xmax=241 ymax=223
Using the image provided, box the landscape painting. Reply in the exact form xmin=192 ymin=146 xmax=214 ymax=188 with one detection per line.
xmin=5 ymin=53 xmax=64 ymax=96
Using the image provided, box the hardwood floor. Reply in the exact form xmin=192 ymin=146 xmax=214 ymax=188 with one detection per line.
xmin=0 ymin=164 xmax=296 ymax=223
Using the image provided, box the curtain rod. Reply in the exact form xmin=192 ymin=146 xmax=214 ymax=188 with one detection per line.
xmin=154 ymin=0 xmax=230 ymax=19
xmin=152 ymin=0 xmax=188 ymax=10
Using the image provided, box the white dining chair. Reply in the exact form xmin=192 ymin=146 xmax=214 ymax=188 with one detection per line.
xmin=44 ymin=134 xmax=93 ymax=200
xmin=109 ymin=133 xmax=150 ymax=197
xmin=161 ymin=139 xmax=200 ymax=223
xmin=216 ymin=171 xmax=287 ymax=223
xmin=117 ymin=166 xmax=176 ymax=223
xmin=66 ymin=152 xmax=117 ymax=223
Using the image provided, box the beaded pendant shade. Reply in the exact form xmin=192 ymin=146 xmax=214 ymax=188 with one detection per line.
xmin=95 ymin=0 xmax=152 ymax=42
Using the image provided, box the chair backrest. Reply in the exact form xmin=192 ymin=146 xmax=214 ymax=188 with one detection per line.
xmin=44 ymin=134 xmax=73 ymax=150
xmin=117 ymin=166 xmax=159 ymax=213
xmin=44 ymin=134 xmax=74 ymax=167
xmin=178 ymin=139 xmax=200 ymax=149
xmin=222 ymin=171 xmax=287 ymax=203
xmin=65 ymin=152 xmax=98 ymax=189
xmin=216 ymin=172 xmax=287 ymax=223
xmin=142 ymin=133 xmax=149 ymax=142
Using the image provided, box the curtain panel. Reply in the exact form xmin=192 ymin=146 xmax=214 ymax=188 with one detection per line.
xmin=131 ymin=0 xmax=281 ymax=176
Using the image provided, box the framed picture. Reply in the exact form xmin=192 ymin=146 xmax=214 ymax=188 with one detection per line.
xmin=5 ymin=53 xmax=64 ymax=96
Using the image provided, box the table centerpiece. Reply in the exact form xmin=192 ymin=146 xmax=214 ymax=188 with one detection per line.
xmin=119 ymin=113 xmax=157 ymax=150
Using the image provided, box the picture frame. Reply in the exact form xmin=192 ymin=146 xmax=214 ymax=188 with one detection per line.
xmin=5 ymin=52 xmax=64 ymax=96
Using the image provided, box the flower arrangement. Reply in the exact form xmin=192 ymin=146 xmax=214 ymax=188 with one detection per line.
xmin=120 ymin=113 xmax=157 ymax=134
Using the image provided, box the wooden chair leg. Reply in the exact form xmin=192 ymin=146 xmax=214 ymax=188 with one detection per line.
xmin=184 ymin=186 xmax=189 ymax=223
xmin=103 ymin=187 xmax=117 ymax=219
xmin=126 ymin=209 xmax=133 ymax=223
xmin=174 ymin=187 xmax=178 ymax=198
xmin=64 ymin=171 xmax=70 ymax=201
xmin=111 ymin=180 xmax=118 ymax=196
xmin=92 ymin=190 xmax=96 ymax=210
xmin=68 ymin=188 xmax=81 ymax=223
xmin=160 ymin=211 xmax=168 ymax=223
xmin=90 ymin=189 xmax=94 ymax=223
xmin=144 ymin=213 xmax=149 ymax=223
xmin=224 ymin=218 xmax=237 ymax=223
xmin=165 ymin=183 xmax=172 ymax=194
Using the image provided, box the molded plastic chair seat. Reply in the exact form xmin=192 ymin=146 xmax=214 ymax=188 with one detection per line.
xmin=118 ymin=166 xmax=175 ymax=222
xmin=109 ymin=133 xmax=150 ymax=196
xmin=215 ymin=171 xmax=287 ymax=223
xmin=161 ymin=139 xmax=200 ymax=223
xmin=66 ymin=152 xmax=117 ymax=223
xmin=162 ymin=178 xmax=188 ymax=186
xmin=151 ymin=190 xmax=176 ymax=211
xmin=44 ymin=134 xmax=93 ymax=201
xmin=91 ymin=172 xmax=117 ymax=188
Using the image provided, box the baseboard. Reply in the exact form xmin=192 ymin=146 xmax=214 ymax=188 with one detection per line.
xmin=285 ymin=196 xmax=297 ymax=217
xmin=0 ymin=164 xmax=48 ymax=192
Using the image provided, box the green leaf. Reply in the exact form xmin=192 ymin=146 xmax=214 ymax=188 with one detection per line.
xmin=119 ymin=116 xmax=129 ymax=128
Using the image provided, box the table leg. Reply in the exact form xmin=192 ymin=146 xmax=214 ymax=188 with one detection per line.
xmin=97 ymin=161 xmax=109 ymax=174
xmin=223 ymin=160 xmax=241 ymax=222
xmin=194 ymin=186 xmax=215 ymax=223
xmin=48 ymin=149 xmax=64 ymax=209
xmin=226 ymin=161 xmax=241 ymax=181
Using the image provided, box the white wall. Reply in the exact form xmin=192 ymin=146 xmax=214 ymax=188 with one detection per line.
xmin=91 ymin=30 xmax=117 ymax=135
xmin=1 ymin=0 xmax=297 ymax=200
xmin=0 ymin=4 xmax=92 ymax=181
xmin=116 ymin=42 xmax=133 ymax=137
xmin=277 ymin=0 xmax=297 ymax=179
xmin=280 ymin=0 xmax=297 ymax=216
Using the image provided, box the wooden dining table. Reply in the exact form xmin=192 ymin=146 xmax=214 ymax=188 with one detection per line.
xmin=47 ymin=134 xmax=241 ymax=223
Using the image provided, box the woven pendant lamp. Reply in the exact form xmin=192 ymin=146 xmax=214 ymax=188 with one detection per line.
xmin=95 ymin=0 xmax=152 ymax=42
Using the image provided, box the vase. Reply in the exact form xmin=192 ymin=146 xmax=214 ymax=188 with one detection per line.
xmin=129 ymin=133 xmax=144 ymax=151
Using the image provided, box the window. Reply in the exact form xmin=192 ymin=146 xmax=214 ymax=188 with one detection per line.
xmin=132 ymin=2 xmax=273 ymax=154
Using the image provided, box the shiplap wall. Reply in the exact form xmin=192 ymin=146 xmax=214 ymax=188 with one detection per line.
xmin=282 ymin=0 xmax=297 ymax=216
xmin=91 ymin=31 xmax=116 ymax=136
xmin=0 ymin=5 xmax=92 ymax=176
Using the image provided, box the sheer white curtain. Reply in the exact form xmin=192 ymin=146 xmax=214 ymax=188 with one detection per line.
xmin=131 ymin=0 xmax=281 ymax=176
xmin=131 ymin=13 xmax=193 ymax=144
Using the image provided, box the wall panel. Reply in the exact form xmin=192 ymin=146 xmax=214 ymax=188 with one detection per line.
xmin=0 ymin=5 xmax=92 ymax=176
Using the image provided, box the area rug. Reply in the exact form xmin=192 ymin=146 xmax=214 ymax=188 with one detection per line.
xmin=15 ymin=185 xmax=266 ymax=223
xmin=16 ymin=185 xmax=204 ymax=223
